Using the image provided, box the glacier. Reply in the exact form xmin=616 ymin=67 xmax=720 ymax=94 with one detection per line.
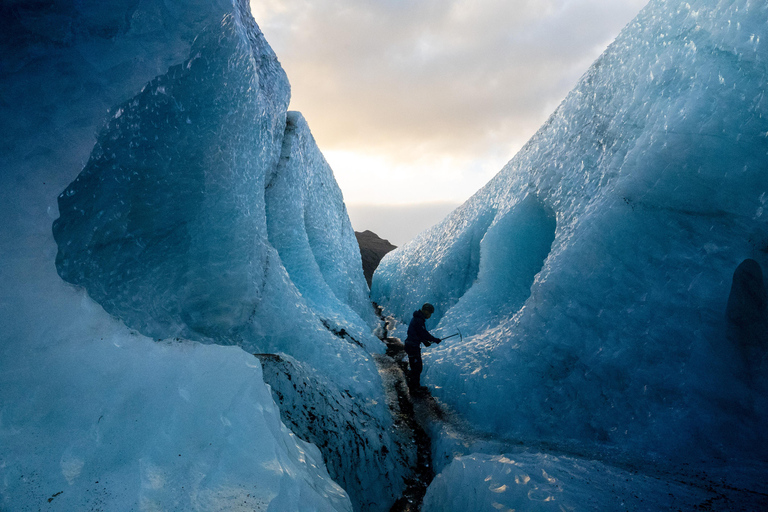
xmin=1 ymin=0 xmax=406 ymax=510
xmin=5 ymin=0 xmax=768 ymax=509
xmin=373 ymin=0 xmax=768 ymax=507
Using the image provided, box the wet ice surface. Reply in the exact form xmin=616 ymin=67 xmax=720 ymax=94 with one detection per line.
xmin=418 ymin=395 xmax=768 ymax=511
xmin=422 ymin=451 xmax=768 ymax=512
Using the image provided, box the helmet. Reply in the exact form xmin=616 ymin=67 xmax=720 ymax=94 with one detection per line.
xmin=422 ymin=303 xmax=435 ymax=314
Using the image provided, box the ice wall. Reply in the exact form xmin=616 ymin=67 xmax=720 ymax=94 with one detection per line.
xmin=1 ymin=0 xmax=384 ymax=509
xmin=373 ymin=0 xmax=768 ymax=466
xmin=49 ymin=7 xmax=380 ymax=382
xmin=266 ymin=111 xmax=380 ymax=352
xmin=52 ymin=9 xmax=290 ymax=342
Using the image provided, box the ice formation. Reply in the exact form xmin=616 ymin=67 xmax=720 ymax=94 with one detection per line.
xmin=373 ymin=0 xmax=768 ymax=500
xmin=1 ymin=0 xmax=399 ymax=510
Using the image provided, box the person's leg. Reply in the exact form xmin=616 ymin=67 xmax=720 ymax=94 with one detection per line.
xmin=409 ymin=354 xmax=423 ymax=388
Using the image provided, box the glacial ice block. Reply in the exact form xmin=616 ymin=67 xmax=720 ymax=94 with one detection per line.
xmin=373 ymin=0 xmax=768 ymax=464
xmin=1 ymin=0 xmax=381 ymax=509
xmin=266 ymin=111 xmax=380 ymax=351
xmin=48 ymin=0 xmax=383 ymax=398
xmin=52 ymin=10 xmax=290 ymax=341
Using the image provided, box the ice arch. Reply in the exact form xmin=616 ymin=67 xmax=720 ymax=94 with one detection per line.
xmin=371 ymin=205 xmax=496 ymax=327
xmin=439 ymin=194 xmax=556 ymax=337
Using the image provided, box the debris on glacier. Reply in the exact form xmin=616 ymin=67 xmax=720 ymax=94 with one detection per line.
xmin=257 ymin=352 xmax=414 ymax=512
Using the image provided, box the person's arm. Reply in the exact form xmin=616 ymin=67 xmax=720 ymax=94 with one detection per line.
xmin=414 ymin=317 xmax=441 ymax=346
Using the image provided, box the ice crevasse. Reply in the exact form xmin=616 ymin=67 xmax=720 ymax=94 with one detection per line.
xmin=0 ymin=0 xmax=401 ymax=510
xmin=374 ymin=0 xmax=768 ymax=474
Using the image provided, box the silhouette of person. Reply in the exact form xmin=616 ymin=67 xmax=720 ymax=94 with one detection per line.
xmin=404 ymin=303 xmax=441 ymax=392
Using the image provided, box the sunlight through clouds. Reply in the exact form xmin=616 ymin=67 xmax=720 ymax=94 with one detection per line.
xmin=325 ymin=149 xmax=500 ymax=206
xmin=250 ymin=0 xmax=648 ymax=233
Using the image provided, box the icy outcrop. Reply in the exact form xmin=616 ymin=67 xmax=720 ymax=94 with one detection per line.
xmin=266 ymin=112 xmax=379 ymax=351
xmin=53 ymin=11 xmax=289 ymax=341
xmin=373 ymin=0 xmax=768 ymax=470
xmin=1 ymin=0 xmax=384 ymax=509
xmin=50 ymin=13 xmax=379 ymax=368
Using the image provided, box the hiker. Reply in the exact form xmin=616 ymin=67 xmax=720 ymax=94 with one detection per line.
xmin=404 ymin=303 xmax=441 ymax=392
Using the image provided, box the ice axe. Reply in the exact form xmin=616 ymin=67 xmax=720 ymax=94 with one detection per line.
xmin=439 ymin=328 xmax=462 ymax=342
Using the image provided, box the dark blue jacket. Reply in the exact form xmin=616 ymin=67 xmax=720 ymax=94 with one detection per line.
xmin=404 ymin=310 xmax=440 ymax=354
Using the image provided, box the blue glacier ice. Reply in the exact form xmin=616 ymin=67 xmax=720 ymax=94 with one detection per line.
xmin=266 ymin=111 xmax=380 ymax=352
xmin=422 ymin=452 xmax=716 ymax=512
xmin=0 ymin=0 xmax=404 ymax=510
xmin=373 ymin=0 xmax=768 ymax=505
xmin=5 ymin=0 xmax=768 ymax=509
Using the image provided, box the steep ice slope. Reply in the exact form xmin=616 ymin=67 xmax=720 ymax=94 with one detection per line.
xmin=51 ymin=10 xmax=289 ymax=342
xmin=0 ymin=0 xmax=389 ymax=510
xmin=266 ymin=111 xmax=380 ymax=351
xmin=50 ymin=7 xmax=381 ymax=396
xmin=373 ymin=0 xmax=768 ymax=468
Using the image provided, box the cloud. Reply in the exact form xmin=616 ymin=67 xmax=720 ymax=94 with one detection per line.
xmin=346 ymin=202 xmax=461 ymax=247
xmin=249 ymin=0 xmax=647 ymax=244
xmin=251 ymin=0 xmax=647 ymax=158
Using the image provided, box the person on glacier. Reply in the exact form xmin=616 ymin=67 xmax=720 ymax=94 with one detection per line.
xmin=404 ymin=303 xmax=441 ymax=393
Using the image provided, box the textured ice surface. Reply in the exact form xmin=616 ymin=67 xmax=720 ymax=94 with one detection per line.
xmin=421 ymin=452 xmax=719 ymax=512
xmin=48 ymin=4 xmax=382 ymax=399
xmin=266 ymin=111 xmax=380 ymax=351
xmin=1 ymin=315 xmax=351 ymax=511
xmin=52 ymin=9 xmax=290 ymax=341
xmin=1 ymin=0 xmax=382 ymax=509
xmin=373 ymin=0 xmax=768 ymax=470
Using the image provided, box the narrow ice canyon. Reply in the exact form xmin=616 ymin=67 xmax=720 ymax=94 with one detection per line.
xmin=1 ymin=0 xmax=767 ymax=511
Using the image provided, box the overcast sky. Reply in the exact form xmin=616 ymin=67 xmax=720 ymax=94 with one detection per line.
xmin=250 ymin=0 xmax=648 ymax=244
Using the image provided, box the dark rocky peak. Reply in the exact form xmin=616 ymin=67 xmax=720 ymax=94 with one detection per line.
xmin=355 ymin=230 xmax=396 ymax=287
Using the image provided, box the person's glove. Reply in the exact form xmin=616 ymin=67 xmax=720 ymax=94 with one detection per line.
xmin=424 ymin=341 xmax=431 ymax=347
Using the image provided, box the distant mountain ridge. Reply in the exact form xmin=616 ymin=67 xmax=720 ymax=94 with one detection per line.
xmin=355 ymin=230 xmax=396 ymax=287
